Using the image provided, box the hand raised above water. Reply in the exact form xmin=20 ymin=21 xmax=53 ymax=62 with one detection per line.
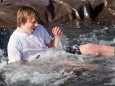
xmin=52 ymin=26 xmax=63 ymax=37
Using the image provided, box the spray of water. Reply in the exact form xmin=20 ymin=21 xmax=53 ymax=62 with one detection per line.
xmin=0 ymin=25 xmax=115 ymax=86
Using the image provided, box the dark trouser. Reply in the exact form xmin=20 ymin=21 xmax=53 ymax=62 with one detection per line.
xmin=64 ymin=45 xmax=81 ymax=54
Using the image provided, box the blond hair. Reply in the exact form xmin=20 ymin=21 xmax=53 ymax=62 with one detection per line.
xmin=17 ymin=5 xmax=39 ymax=27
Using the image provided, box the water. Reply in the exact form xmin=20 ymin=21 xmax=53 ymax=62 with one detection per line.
xmin=0 ymin=24 xmax=115 ymax=86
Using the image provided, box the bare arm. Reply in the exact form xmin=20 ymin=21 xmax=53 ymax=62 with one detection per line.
xmin=46 ymin=26 xmax=63 ymax=48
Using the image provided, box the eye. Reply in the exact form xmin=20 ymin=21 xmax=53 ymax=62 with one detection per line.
xmin=31 ymin=21 xmax=38 ymax=24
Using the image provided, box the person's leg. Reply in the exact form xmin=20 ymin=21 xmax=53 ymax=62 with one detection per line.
xmin=99 ymin=44 xmax=114 ymax=56
xmin=80 ymin=43 xmax=115 ymax=56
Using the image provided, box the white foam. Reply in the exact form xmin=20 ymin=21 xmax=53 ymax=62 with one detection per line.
xmin=2 ymin=49 xmax=89 ymax=86
xmin=1 ymin=25 xmax=115 ymax=85
xmin=0 ymin=49 xmax=7 ymax=71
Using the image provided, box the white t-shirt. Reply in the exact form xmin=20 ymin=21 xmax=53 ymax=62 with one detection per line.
xmin=7 ymin=24 xmax=52 ymax=63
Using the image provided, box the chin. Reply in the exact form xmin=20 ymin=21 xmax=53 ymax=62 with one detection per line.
xmin=31 ymin=31 xmax=34 ymax=34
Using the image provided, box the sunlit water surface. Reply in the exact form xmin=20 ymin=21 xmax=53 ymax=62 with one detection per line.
xmin=0 ymin=24 xmax=115 ymax=86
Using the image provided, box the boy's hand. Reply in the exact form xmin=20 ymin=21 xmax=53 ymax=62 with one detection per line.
xmin=52 ymin=26 xmax=63 ymax=37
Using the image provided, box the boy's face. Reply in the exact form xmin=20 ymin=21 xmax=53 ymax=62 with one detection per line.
xmin=22 ymin=17 xmax=38 ymax=34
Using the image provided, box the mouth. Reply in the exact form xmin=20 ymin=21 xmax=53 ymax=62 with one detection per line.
xmin=33 ymin=28 xmax=36 ymax=31
xmin=32 ymin=27 xmax=36 ymax=31
xmin=31 ymin=26 xmax=37 ymax=33
xmin=30 ymin=28 xmax=35 ymax=33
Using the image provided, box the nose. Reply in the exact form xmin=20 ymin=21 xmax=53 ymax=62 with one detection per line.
xmin=35 ymin=23 xmax=38 ymax=27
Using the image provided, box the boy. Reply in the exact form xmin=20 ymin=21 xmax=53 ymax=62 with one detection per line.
xmin=7 ymin=5 xmax=63 ymax=63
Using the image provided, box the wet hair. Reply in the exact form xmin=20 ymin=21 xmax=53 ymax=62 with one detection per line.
xmin=17 ymin=5 xmax=39 ymax=27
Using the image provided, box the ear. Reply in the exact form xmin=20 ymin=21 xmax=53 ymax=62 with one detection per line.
xmin=20 ymin=23 xmax=25 ymax=27
xmin=21 ymin=22 xmax=26 ymax=26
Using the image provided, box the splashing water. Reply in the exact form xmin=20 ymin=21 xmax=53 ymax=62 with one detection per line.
xmin=0 ymin=25 xmax=115 ymax=86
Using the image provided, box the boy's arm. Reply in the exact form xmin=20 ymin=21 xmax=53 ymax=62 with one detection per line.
xmin=46 ymin=26 xmax=63 ymax=48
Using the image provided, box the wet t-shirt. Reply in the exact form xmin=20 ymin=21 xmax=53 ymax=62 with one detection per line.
xmin=7 ymin=24 xmax=52 ymax=63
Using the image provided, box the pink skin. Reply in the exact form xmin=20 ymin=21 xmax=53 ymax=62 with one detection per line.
xmin=80 ymin=43 xmax=115 ymax=56
xmin=52 ymin=26 xmax=63 ymax=38
xmin=20 ymin=17 xmax=38 ymax=34
xmin=46 ymin=26 xmax=63 ymax=48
